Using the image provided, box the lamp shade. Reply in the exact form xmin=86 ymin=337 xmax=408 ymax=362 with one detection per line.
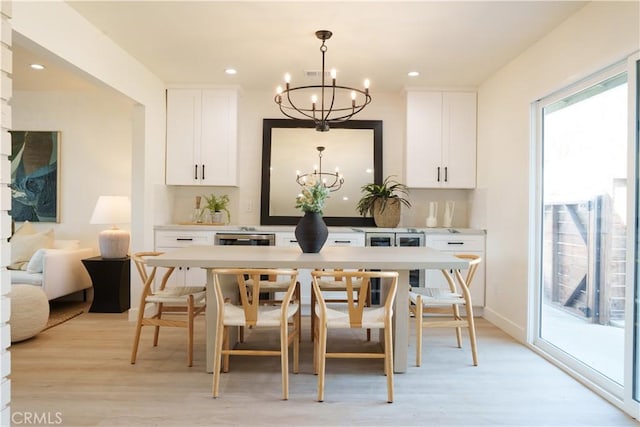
xmin=90 ymin=196 xmax=131 ymax=225
xmin=90 ymin=196 xmax=131 ymax=259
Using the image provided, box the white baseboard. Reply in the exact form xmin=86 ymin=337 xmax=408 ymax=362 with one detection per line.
xmin=482 ymin=306 xmax=526 ymax=342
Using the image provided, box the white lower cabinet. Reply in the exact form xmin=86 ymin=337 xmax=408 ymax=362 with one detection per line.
xmin=276 ymin=232 xmax=365 ymax=310
xmin=154 ymin=230 xmax=216 ymax=286
xmin=424 ymin=234 xmax=485 ymax=307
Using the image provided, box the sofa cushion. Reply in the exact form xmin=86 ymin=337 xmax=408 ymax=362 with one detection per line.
xmin=10 ymin=270 xmax=43 ymax=286
xmin=52 ymin=240 xmax=80 ymax=250
xmin=26 ymin=248 xmax=47 ymax=273
xmin=9 ymin=228 xmax=54 ymax=270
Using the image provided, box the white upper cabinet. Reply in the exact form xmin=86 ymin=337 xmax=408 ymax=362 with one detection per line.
xmin=405 ymin=91 xmax=477 ymax=188
xmin=166 ymin=88 xmax=238 ymax=186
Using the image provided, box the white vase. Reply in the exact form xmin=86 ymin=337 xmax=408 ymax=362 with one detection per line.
xmin=442 ymin=201 xmax=455 ymax=228
xmin=211 ymin=211 xmax=224 ymax=224
xmin=426 ymin=202 xmax=438 ymax=228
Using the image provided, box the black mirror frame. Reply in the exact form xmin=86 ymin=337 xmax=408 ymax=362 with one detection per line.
xmin=260 ymin=118 xmax=383 ymax=226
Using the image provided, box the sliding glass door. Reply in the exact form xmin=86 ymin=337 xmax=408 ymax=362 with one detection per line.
xmin=535 ymin=55 xmax=639 ymax=417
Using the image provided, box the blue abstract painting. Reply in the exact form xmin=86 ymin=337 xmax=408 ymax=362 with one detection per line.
xmin=9 ymin=131 xmax=60 ymax=222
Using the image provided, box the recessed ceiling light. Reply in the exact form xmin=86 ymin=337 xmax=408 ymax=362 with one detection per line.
xmin=30 ymin=63 xmax=45 ymax=70
xmin=408 ymin=71 xmax=420 ymax=77
xmin=225 ymin=68 xmax=237 ymax=75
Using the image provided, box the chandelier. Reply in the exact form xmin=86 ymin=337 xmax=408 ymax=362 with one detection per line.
xmin=275 ymin=30 xmax=372 ymax=132
xmin=296 ymin=146 xmax=344 ymax=191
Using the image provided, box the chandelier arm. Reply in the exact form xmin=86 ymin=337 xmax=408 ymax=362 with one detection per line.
xmin=285 ymin=87 xmax=317 ymax=121
xmin=322 ymin=82 xmax=337 ymax=124
xmin=277 ymin=85 xmax=370 ymax=112
xmin=322 ymin=100 xmax=372 ymax=122
xmin=278 ymin=102 xmax=316 ymax=121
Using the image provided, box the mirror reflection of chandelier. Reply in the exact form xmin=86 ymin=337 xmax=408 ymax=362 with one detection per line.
xmin=296 ymin=146 xmax=344 ymax=192
xmin=275 ymin=30 xmax=372 ymax=132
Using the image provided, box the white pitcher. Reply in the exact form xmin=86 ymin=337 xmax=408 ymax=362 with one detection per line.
xmin=442 ymin=200 xmax=455 ymax=228
xmin=426 ymin=202 xmax=438 ymax=228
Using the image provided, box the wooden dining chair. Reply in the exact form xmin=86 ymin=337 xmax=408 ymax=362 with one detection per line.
xmin=311 ymin=270 xmax=398 ymax=403
xmin=310 ymin=268 xmax=370 ymax=342
xmin=244 ymin=272 xmax=301 ymax=343
xmin=130 ymin=251 xmax=206 ymax=367
xmin=211 ymin=268 xmax=300 ymax=400
xmin=409 ymin=254 xmax=481 ymax=367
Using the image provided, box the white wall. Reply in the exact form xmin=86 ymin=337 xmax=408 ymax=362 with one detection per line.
xmin=11 ymin=89 xmax=134 ymax=251
xmin=474 ymin=1 xmax=640 ymax=340
xmin=10 ymin=0 xmax=167 ymax=314
xmin=169 ymin=89 xmax=475 ymax=228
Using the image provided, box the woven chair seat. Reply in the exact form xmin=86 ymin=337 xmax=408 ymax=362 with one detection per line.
xmin=315 ymin=304 xmax=386 ymax=329
xmin=409 ymin=288 xmax=463 ymax=306
xmin=223 ymin=302 xmax=299 ymax=327
xmin=146 ymin=288 xmax=206 ymax=305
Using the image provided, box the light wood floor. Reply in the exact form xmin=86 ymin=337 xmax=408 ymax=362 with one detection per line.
xmin=9 ymin=311 xmax=635 ymax=426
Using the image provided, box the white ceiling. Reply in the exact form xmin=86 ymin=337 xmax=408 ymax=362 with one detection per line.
xmin=13 ymin=1 xmax=588 ymax=92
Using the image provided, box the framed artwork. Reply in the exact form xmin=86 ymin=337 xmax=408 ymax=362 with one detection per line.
xmin=9 ymin=131 xmax=60 ymax=222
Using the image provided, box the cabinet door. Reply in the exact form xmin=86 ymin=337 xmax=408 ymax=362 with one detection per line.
xmin=200 ymin=89 xmax=238 ymax=186
xmin=425 ymin=235 xmax=485 ymax=307
xmin=155 ymin=230 xmax=215 ymax=286
xmin=184 ymin=265 xmax=207 ymax=287
xmin=405 ymin=91 xmax=477 ymax=188
xmin=442 ymin=92 xmax=476 ymax=189
xmin=405 ymin=91 xmax=443 ymax=188
xmin=166 ymin=89 xmax=201 ymax=185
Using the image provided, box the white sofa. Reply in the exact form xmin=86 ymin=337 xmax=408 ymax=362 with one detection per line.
xmin=10 ymin=240 xmax=94 ymax=301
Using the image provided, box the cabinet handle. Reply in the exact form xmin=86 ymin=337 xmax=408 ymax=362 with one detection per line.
xmin=444 ymin=166 xmax=448 ymax=182
xmin=176 ymin=238 xmax=194 ymax=241
xmin=333 ymin=240 xmax=353 ymax=244
xmin=194 ymin=164 xmax=198 ymax=180
xmin=437 ymin=167 xmax=440 ymax=182
xmin=289 ymin=239 xmax=298 ymax=243
xmin=202 ymin=164 xmax=205 ymax=180
xmin=447 ymin=242 xmax=464 ymax=245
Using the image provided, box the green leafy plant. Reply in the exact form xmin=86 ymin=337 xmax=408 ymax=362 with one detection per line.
xmin=356 ymin=175 xmax=411 ymax=216
xmin=204 ymin=193 xmax=231 ymax=222
xmin=295 ymin=182 xmax=329 ymax=214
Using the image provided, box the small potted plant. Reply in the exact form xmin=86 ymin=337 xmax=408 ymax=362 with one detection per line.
xmin=204 ymin=193 xmax=230 ymax=224
xmin=356 ymin=175 xmax=411 ymax=228
xmin=294 ymin=182 xmax=329 ymax=253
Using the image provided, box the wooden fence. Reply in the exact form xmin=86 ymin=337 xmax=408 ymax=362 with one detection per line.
xmin=543 ymin=195 xmax=626 ymax=325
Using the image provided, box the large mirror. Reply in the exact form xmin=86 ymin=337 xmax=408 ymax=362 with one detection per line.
xmin=261 ymin=119 xmax=382 ymax=226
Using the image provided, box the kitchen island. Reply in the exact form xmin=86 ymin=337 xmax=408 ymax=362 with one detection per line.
xmin=147 ymin=244 xmax=469 ymax=373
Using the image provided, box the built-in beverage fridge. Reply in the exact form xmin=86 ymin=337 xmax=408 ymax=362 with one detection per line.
xmin=364 ymin=232 xmax=425 ymax=304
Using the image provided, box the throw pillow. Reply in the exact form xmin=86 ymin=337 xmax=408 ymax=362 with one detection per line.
xmin=9 ymin=228 xmax=54 ymax=270
xmin=26 ymin=248 xmax=47 ymax=273
xmin=11 ymin=220 xmax=36 ymax=239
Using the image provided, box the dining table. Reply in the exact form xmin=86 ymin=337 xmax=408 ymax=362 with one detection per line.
xmin=146 ymin=244 xmax=470 ymax=373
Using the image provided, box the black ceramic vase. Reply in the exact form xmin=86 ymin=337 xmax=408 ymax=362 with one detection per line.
xmin=294 ymin=212 xmax=329 ymax=253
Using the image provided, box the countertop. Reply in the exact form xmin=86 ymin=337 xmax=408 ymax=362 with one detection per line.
xmin=154 ymin=224 xmax=485 ymax=235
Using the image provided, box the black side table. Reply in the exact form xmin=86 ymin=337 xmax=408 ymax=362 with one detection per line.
xmin=82 ymin=256 xmax=131 ymax=313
